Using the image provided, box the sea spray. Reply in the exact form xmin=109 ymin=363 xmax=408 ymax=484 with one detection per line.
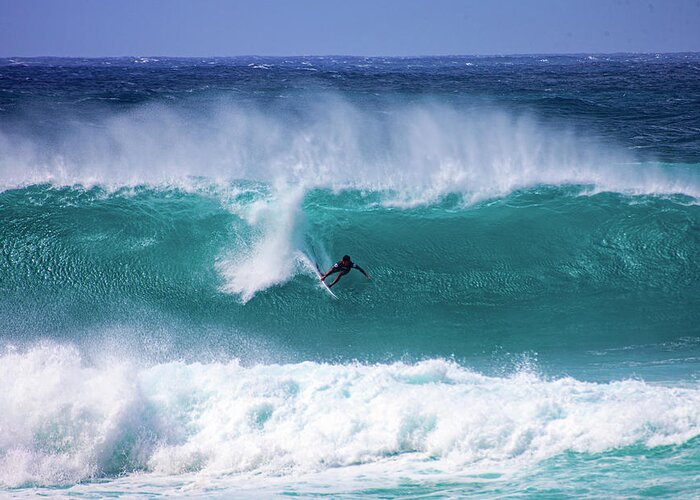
xmin=1 ymin=97 xmax=697 ymax=200
xmin=217 ymin=182 xmax=308 ymax=301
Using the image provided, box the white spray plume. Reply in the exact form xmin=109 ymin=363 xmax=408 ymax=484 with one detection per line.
xmin=0 ymin=96 xmax=697 ymax=201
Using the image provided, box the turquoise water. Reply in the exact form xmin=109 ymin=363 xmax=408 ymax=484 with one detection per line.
xmin=2 ymin=185 xmax=698 ymax=377
xmin=1 ymin=55 xmax=699 ymax=497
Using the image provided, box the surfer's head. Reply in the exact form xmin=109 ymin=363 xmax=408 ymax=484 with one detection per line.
xmin=342 ymin=255 xmax=351 ymax=262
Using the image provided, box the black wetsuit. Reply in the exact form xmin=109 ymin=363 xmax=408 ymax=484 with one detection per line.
xmin=333 ymin=260 xmax=365 ymax=276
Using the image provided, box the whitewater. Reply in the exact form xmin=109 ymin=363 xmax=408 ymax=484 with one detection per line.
xmin=1 ymin=55 xmax=699 ymax=497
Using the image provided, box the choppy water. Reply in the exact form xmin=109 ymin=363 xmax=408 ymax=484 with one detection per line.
xmin=1 ymin=54 xmax=699 ymax=497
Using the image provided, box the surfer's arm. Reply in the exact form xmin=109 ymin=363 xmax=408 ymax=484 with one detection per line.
xmin=354 ymin=264 xmax=371 ymax=279
xmin=328 ymin=272 xmax=343 ymax=288
xmin=321 ymin=266 xmax=338 ymax=280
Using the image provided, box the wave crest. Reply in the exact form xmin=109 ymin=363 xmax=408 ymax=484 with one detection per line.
xmin=1 ymin=97 xmax=697 ymax=201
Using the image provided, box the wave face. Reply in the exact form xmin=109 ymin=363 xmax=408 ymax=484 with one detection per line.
xmin=1 ymin=184 xmax=698 ymax=372
xmin=1 ymin=55 xmax=699 ymax=496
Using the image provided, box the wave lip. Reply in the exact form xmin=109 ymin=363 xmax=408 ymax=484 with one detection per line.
xmin=2 ymin=344 xmax=699 ymax=488
xmin=1 ymin=99 xmax=698 ymax=202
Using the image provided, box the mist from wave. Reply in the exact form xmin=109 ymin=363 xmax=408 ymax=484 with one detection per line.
xmin=1 ymin=97 xmax=698 ymax=204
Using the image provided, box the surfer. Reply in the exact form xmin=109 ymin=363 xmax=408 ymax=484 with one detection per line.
xmin=320 ymin=255 xmax=370 ymax=288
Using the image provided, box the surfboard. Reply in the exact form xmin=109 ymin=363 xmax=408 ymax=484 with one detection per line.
xmin=315 ymin=262 xmax=338 ymax=299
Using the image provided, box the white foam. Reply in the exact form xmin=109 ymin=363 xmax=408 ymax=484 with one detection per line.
xmin=0 ymin=344 xmax=144 ymax=486
xmin=216 ymin=182 xmax=308 ymax=302
xmin=1 ymin=343 xmax=699 ymax=488
xmin=0 ymin=97 xmax=697 ymax=201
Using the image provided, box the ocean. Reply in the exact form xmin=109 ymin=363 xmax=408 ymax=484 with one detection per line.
xmin=1 ymin=54 xmax=699 ymax=497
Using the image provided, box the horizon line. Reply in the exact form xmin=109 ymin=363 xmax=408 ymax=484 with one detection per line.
xmin=2 ymin=50 xmax=699 ymax=60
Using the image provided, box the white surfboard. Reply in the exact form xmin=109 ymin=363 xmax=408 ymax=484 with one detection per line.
xmin=315 ymin=262 xmax=338 ymax=299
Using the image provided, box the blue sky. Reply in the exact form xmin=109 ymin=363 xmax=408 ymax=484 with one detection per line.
xmin=1 ymin=0 xmax=699 ymax=56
